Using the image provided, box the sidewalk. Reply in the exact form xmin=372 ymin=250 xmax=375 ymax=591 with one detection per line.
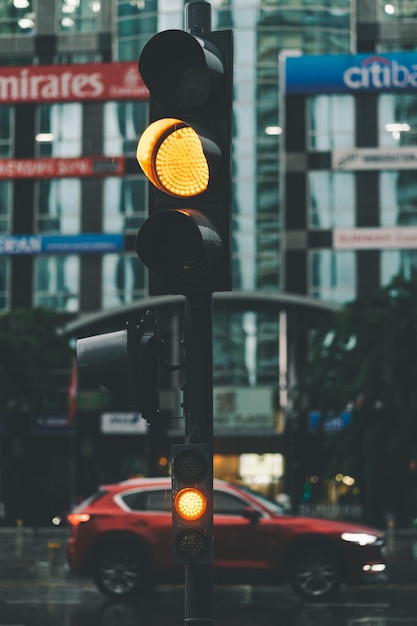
xmin=0 ymin=525 xmax=416 ymax=583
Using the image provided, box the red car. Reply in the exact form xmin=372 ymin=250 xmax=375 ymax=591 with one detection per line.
xmin=67 ymin=477 xmax=387 ymax=601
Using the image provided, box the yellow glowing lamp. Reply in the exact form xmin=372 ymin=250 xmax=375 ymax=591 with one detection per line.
xmin=174 ymin=488 xmax=207 ymax=521
xmin=137 ymin=118 xmax=209 ymax=197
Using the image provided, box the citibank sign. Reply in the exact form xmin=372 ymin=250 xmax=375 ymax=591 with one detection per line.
xmin=285 ymin=52 xmax=417 ymax=94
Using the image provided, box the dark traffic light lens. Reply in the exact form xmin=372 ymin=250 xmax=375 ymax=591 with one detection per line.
xmin=175 ymin=528 xmax=208 ymax=561
xmin=174 ymin=449 xmax=207 ymax=483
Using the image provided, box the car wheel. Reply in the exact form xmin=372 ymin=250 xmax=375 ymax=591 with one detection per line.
xmin=289 ymin=545 xmax=341 ymax=601
xmin=93 ymin=542 xmax=152 ymax=600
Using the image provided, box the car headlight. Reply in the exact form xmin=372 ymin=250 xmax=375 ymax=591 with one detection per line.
xmin=341 ymin=532 xmax=378 ymax=546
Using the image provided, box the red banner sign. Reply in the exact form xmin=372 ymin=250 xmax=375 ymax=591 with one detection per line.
xmin=0 ymin=62 xmax=149 ymax=104
xmin=0 ymin=157 xmax=125 ymax=179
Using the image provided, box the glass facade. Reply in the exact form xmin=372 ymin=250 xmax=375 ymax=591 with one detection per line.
xmin=36 ymin=104 xmax=83 ymax=157
xmin=60 ymin=0 xmax=102 ymax=33
xmin=34 ymin=254 xmax=80 ymax=311
xmin=309 ymin=250 xmax=356 ymax=304
xmin=102 ymin=253 xmax=145 ymax=308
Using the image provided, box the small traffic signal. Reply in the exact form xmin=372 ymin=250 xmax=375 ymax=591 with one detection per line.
xmin=76 ymin=315 xmax=161 ymax=422
xmin=135 ymin=23 xmax=233 ymax=295
xmin=171 ymin=443 xmax=213 ymax=563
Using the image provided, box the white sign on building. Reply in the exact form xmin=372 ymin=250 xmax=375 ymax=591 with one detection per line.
xmin=101 ymin=412 xmax=148 ymax=434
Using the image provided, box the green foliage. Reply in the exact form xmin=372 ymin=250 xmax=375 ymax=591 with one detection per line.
xmin=298 ymin=274 xmax=417 ymax=476
xmin=0 ymin=308 xmax=72 ymax=411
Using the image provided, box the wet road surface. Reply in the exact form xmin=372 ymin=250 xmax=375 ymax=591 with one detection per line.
xmin=0 ymin=578 xmax=416 ymax=626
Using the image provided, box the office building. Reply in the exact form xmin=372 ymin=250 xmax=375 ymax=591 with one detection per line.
xmin=0 ymin=1 xmax=416 ymax=523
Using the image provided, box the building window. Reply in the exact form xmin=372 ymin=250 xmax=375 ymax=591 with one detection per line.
xmin=0 ymin=258 xmax=8 ymax=311
xmin=102 ymin=254 xmax=145 ymax=309
xmin=36 ymin=179 xmax=81 ymax=233
xmin=380 ymin=171 xmax=417 ymax=226
xmin=0 ymin=1 xmax=35 ymax=34
xmin=36 ymin=104 xmax=82 ymax=157
xmin=309 ymin=250 xmax=356 ymax=304
xmin=34 ymin=255 xmax=79 ymax=312
xmin=102 ymin=177 xmax=145 ymax=233
xmin=0 ymin=106 xmax=13 ymax=157
xmin=103 ymin=102 xmax=147 ymax=157
xmin=0 ymin=182 xmax=12 ymax=234
xmin=378 ymin=93 xmax=417 ymax=147
xmin=309 ymin=172 xmax=355 ymax=228
xmin=308 ymin=95 xmax=355 ymax=150
xmin=60 ymin=0 xmax=101 ymax=32
xmin=381 ymin=250 xmax=417 ymax=285
xmin=380 ymin=0 xmax=417 ymax=20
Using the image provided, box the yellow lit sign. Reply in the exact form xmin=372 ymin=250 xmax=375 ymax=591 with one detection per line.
xmin=174 ymin=488 xmax=207 ymax=521
xmin=137 ymin=118 xmax=209 ymax=197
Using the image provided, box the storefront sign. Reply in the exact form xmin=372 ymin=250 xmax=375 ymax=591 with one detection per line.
xmin=214 ymin=386 xmax=276 ymax=431
xmin=334 ymin=227 xmax=417 ymax=250
xmin=333 ymin=147 xmax=417 ymax=170
xmin=0 ymin=62 xmax=148 ymax=104
xmin=101 ymin=413 xmax=147 ymax=435
xmin=286 ymin=52 xmax=417 ymax=94
xmin=0 ymin=233 xmax=124 ymax=255
xmin=0 ymin=156 xmax=125 ymax=179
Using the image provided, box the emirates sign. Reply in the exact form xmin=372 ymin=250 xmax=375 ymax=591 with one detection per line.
xmin=0 ymin=62 xmax=149 ymax=104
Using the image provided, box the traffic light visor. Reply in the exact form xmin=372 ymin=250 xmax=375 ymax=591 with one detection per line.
xmin=138 ymin=30 xmax=224 ymax=111
xmin=137 ymin=118 xmax=209 ymax=197
xmin=136 ymin=208 xmax=223 ymax=293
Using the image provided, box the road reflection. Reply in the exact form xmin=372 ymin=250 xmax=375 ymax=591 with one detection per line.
xmin=1 ymin=581 xmax=416 ymax=626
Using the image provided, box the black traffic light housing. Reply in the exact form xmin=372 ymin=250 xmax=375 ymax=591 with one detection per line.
xmin=171 ymin=443 xmax=213 ymax=564
xmin=136 ymin=24 xmax=233 ymax=295
xmin=76 ymin=314 xmax=162 ymax=423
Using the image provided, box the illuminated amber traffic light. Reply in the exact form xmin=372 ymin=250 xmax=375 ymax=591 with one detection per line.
xmin=137 ymin=119 xmax=212 ymax=197
xmin=175 ymin=488 xmax=207 ymax=521
xmin=135 ymin=27 xmax=233 ymax=295
xmin=171 ymin=443 xmax=212 ymax=563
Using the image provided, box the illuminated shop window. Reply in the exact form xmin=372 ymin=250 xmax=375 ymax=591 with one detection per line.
xmin=0 ymin=107 xmax=13 ymax=157
xmin=0 ymin=0 xmax=35 ymax=35
xmin=36 ymin=103 xmax=82 ymax=157
xmin=60 ymin=0 xmax=101 ymax=32
xmin=102 ymin=253 xmax=145 ymax=309
xmin=0 ymin=258 xmax=8 ymax=311
xmin=309 ymin=172 xmax=355 ymax=228
xmin=309 ymin=250 xmax=356 ymax=304
xmin=0 ymin=182 xmax=12 ymax=234
xmin=36 ymin=179 xmax=81 ymax=234
xmin=34 ymin=255 xmax=79 ymax=312
xmin=102 ymin=177 xmax=145 ymax=233
xmin=308 ymin=95 xmax=355 ymax=150
xmin=103 ymin=101 xmax=147 ymax=157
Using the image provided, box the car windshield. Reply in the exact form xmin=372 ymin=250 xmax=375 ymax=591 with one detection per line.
xmin=240 ymin=485 xmax=288 ymax=516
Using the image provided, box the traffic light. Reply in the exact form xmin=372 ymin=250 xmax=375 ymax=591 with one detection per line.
xmin=76 ymin=315 xmax=162 ymax=422
xmin=135 ymin=23 xmax=233 ymax=295
xmin=171 ymin=443 xmax=213 ymax=563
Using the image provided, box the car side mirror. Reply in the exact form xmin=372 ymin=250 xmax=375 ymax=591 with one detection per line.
xmin=242 ymin=507 xmax=262 ymax=523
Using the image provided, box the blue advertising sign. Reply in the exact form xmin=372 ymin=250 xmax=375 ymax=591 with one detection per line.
xmin=285 ymin=52 xmax=417 ymax=94
xmin=0 ymin=233 xmax=123 ymax=255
